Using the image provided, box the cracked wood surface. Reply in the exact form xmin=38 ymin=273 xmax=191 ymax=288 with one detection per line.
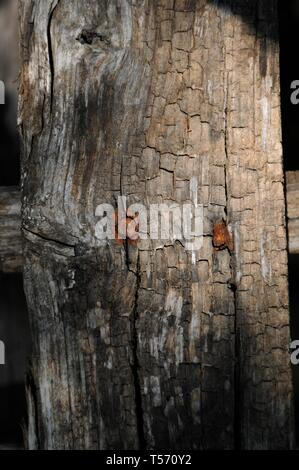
xmin=19 ymin=0 xmax=294 ymax=449
xmin=3 ymin=174 xmax=299 ymax=265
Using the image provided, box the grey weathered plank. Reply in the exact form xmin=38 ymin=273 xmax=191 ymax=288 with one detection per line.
xmin=0 ymin=186 xmax=22 ymax=272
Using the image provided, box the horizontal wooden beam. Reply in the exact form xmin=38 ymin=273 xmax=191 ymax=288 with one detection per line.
xmin=0 ymin=187 xmax=23 ymax=273
xmin=1 ymin=174 xmax=299 ymax=273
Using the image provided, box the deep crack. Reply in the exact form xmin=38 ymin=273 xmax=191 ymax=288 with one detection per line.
xmin=47 ymin=1 xmax=60 ymax=113
xmin=131 ymin=253 xmax=146 ymax=450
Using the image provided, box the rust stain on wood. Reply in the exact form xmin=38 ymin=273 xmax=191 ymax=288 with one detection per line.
xmin=213 ymin=220 xmax=234 ymax=252
xmin=114 ymin=212 xmax=140 ymax=246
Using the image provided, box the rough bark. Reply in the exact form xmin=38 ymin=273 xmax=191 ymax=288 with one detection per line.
xmin=0 ymin=186 xmax=22 ymax=272
xmin=19 ymin=0 xmax=294 ymax=450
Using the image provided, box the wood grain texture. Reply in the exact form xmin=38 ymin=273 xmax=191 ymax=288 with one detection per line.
xmin=0 ymin=187 xmax=22 ymax=272
xmin=19 ymin=0 xmax=294 ymax=449
xmin=4 ymin=173 xmax=299 ymax=255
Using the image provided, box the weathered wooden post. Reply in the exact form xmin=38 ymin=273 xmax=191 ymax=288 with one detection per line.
xmin=18 ymin=0 xmax=294 ymax=449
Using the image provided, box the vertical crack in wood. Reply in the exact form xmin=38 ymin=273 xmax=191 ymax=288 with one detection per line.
xmin=61 ymin=309 xmax=75 ymax=449
xmin=130 ymin=253 xmax=146 ymax=450
xmin=47 ymin=1 xmax=60 ymax=113
xmin=118 ymin=123 xmax=145 ymax=447
xmin=223 ymin=71 xmax=229 ymax=221
xmin=120 ymin=155 xmax=131 ymax=272
xmin=223 ymin=65 xmax=240 ymax=449
xmin=231 ymin=278 xmax=240 ymax=450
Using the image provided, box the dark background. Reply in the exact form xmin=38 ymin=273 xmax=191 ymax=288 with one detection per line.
xmin=0 ymin=0 xmax=30 ymax=449
xmin=279 ymin=0 xmax=299 ymax=445
xmin=1 ymin=0 xmax=299 ymax=449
